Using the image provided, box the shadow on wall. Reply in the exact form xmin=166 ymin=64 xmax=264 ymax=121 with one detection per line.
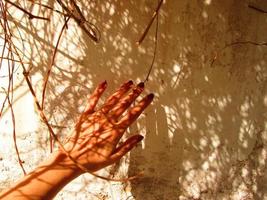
xmin=3 ymin=0 xmax=267 ymax=199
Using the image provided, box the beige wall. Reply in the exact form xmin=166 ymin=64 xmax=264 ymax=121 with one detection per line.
xmin=0 ymin=0 xmax=267 ymax=199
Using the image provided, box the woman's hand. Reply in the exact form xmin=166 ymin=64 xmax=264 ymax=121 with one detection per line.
xmin=0 ymin=80 xmax=153 ymax=200
xmin=62 ymin=80 xmax=154 ymax=173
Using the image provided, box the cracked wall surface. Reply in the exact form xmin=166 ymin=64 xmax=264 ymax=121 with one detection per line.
xmin=0 ymin=0 xmax=267 ymax=199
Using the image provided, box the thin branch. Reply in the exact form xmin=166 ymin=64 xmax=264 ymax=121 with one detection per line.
xmin=136 ymin=0 xmax=163 ymax=45
xmin=41 ymin=16 xmax=70 ymax=110
xmin=41 ymin=16 xmax=70 ymax=153
xmin=6 ymin=90 xmax=27 ymax=175
xmin=211 ymin=41 xmax=267 ymax=67
xmin=5 ymin=0 xmax=50 ymax=21
xmin=144 ymin=3 xmax=159 ymax=82
xmin=0 ymin=56 xmax=21 ymax=63
xmin=248 ymin=4 xmax=267 ymax=14
xmin=0 ymin=1 xmax=9 ymax=118
xmin=0 ymin=2 xmax=8 ymax=72
xmin=30 ymin=2 xmax=68 ymax=16
xmin=56 ymin=0 xmax=101 ymax=42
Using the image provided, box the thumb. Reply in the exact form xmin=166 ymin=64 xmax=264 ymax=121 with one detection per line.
xmin=108 ymin=135 xmax=144 ymax=163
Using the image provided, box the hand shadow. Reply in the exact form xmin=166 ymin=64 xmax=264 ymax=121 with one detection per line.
xmin=128 ymin=103 xmax=184 ymax=200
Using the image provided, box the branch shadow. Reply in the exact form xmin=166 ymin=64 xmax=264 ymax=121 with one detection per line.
xmin=1 ymin=0 xmax=267 ymax=199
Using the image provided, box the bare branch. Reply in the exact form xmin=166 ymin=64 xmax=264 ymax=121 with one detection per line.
xmin=137 ymin=0 xmax=163 ymax=45
xmin=5 ymin=0 xmax=50 ymax=21
xmin=248 ymin=4 xmax=267 ymax=14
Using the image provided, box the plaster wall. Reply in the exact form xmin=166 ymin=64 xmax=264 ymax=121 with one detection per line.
xmin=0 ymin=0 xmax=267 ymax=199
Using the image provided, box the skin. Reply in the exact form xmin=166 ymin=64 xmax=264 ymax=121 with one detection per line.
xmin=0 ymin=80 xmax=154 ymax=200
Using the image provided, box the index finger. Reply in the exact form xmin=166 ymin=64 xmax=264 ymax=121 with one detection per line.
xmin=84 ymin=80 xmax=107 ymax=114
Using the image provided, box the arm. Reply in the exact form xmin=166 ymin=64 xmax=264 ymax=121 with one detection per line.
xmin=0 ymin=80 xmax=153 ymax=200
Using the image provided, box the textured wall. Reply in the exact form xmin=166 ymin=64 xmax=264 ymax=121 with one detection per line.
xmin=0 ymin=0 xmax=267 ymax=199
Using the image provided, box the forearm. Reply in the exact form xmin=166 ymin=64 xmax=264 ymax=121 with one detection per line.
xmin=0 ymin=81 xmax=151 ymax=199
xmin=0 ymin=152 xmax=82 ymax=200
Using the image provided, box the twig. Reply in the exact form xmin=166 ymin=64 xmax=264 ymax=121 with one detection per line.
xmin=5 ymin=0 xmax=50 ymax=21
xmin=0 ymin=56 xmax=21 ymax=63
xmin=41 ymin=20 xmax=70 ymax=152
xmin=144 ymin=2 xmax=160 ymax=82
xmin=248 ymin=4 xmax=267 ymax=14
xmin=0 ymin=2 xmax=8 ymax=72
xmin=136 ymin=0 xmax=163 ymax=45
xmin=0 ymin=1 xmax=10 ymax=118
xmin=30 ymin=1 xmax=68 ymax=16
xmin=41 ymin=16 xmax=70 ymax=153
xmin=56 ymin=0 xmax=101 ymax=42
xmin=225 ymin=41 xmax=267 ymax=47
xmin=41 ymin=16 xmax=70 ymax=109
xmin=6 ymin=90 xmax=26 ymax=175
xmin=211 ymin=41 xmax=267 ymax=67
xmin=1 ymin=2 xmax=26 ymax=175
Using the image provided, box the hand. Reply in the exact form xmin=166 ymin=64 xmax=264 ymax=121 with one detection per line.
xmin=0 ymin=80 xmax=153 ymax=200
xmin=62 ymin=80 xmax=154 ymax=173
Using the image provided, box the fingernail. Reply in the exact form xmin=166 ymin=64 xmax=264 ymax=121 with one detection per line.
xmin=100 ymin=80 xmax=107 ymax=85
xmin=137 ymin=82 xmax=145 ymax=88
xmin=134 ymin=135 xmax=144 ymax=148
xmin=133 ymin=82 xmax=144 ymax=93
xmin=100 ymin=80 xmax=107 ymax=88
xmin=127 ymin=80 xmax=133 ymax=85
xmin=135 ymin=135 xmax=144 ymax=143
xmin=147 ymin=93 xmax=154 ymax=100
xmin=122 ymin=80 xmax=133 ymax=88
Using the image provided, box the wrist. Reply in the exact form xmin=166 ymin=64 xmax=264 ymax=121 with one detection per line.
xmin=46 ymin=150 xmax=84 ymax=178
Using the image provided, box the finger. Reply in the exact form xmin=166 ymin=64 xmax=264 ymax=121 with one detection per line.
xmin=118 ymin=93 xmax=154 ymax=129
xmin=108 ymin=135 xmax=144 ymax=163
xmin=84 ymin=80 xmax=107 ymax=114
xmin=101 ymin=80 xmax=133 ymax=114
xmin=110 ymin=82 xmax=144 ymax=120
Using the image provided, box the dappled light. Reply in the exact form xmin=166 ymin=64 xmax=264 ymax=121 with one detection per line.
xmin=0 ymin=0 xmax=267 ymax=199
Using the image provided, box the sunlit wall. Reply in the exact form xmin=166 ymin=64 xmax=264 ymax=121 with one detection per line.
xmin=0 ymin=0 xmax=267 ymax=199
